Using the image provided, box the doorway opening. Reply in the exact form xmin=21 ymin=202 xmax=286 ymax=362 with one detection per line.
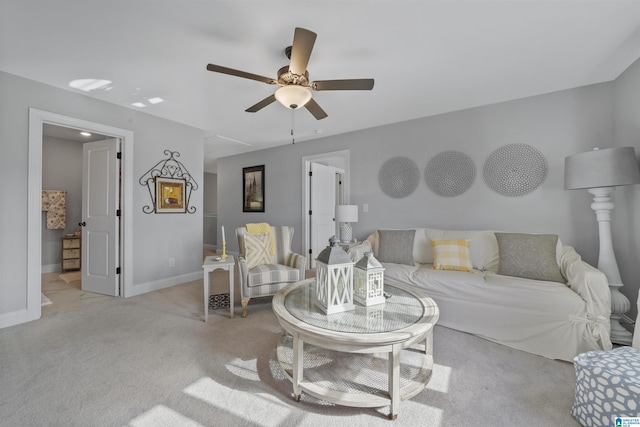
xmin=27 ymin=109 xmax=134 ymax=323
xmin=302 ymin=150 xmax=350 ymax=268
xmin=41 ymin=125 xmax=120 ymax=301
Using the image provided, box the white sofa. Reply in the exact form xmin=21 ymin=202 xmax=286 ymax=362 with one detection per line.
xmin=364 ymin=228 xmax=612 ymax=361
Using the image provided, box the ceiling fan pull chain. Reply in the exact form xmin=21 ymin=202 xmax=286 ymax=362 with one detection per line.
xmin=291 ymin=109 xmax=296 ymax=144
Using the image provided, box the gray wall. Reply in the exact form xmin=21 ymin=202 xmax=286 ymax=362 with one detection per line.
xmin=0 ymin=70 xmax=204 ymax=321
xmin=203 ymin=172 xmax=218 ymax=248
xmin=41 ymin=136 xmax=83 ymax=269
xmin=219 ymin=64 xmax=640 ymax=321
xmin=613 ymin=57 xmax=640 ymax=320
xmin=203 ymin=173 xmax=218 ymax=214
xmin=218 ymin=82 xmax=613 ymax=269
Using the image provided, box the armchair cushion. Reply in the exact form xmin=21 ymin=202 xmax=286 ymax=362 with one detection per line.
xmin=247 ymin=264 xmax=303 ymax=287
xmin=244 ymin=232 xmax=274 ymax=269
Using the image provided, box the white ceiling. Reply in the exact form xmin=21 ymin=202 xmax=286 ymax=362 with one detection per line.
xmin=2 ymin=1 xmax=640 ymax=173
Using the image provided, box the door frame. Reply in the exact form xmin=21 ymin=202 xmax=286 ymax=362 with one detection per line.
xmin=301 ymin=149 xmax=350 ymax=265
xmin=27 ymin=108 xmax=134 ymax=322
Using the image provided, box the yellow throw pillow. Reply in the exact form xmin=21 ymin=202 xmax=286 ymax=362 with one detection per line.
xmin=244 ymin=232 xmax=273 ymax=269
xmin=246 ymin=222 xmax=275 ymax=255
xmin=430 ymin=239 xmax=474 ymax=272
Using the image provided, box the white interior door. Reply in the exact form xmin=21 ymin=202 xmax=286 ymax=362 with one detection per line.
xmin=310 ymin=162 xmax=337 ymax=268
xmin=81 ymin=138 xmax=120 ymax=296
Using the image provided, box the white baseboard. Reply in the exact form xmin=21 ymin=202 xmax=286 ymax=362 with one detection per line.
xmin=0 ymin=308 xmax=31 ymax=330
xmin=125 ymin=270 xmax=204 ymax=297
xmin=41 ymin=264 xmax=61 ymax=273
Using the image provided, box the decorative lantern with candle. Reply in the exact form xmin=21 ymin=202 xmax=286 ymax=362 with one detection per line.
xmin=315 ymin=236 xmax=354 ymax=314
xmin=354 ymin=252 xmax=385 ymax=306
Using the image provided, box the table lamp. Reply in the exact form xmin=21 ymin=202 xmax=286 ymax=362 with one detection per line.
xmin=565 ymin=146 xmax=640 ymax=345
xmin=335 ymin=205 xmax=358 ymax=243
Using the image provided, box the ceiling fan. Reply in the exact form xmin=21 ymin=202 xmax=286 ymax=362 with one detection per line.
xmin=206 ymin=27 xmax=374 ymax=120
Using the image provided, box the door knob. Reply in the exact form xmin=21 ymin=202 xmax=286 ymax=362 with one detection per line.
xmin=79 ymin=221 xmax=86 ymax=227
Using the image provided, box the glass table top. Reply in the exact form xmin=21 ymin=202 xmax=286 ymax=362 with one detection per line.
xmin=283 ymin=281 xmax=434 ymax=334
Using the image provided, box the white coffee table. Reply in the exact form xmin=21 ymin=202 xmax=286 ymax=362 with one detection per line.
xmin=202 ymin=255 xmax=235 ymax=321
xmin=272 ymin=278 xmax=439 ymax=420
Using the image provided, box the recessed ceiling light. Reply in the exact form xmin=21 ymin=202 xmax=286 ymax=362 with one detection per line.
xmin=132 ymin=102 xmax=146 ymax=108
xmin=80 ymin=131 xmax=92 ymax=137
xmin=148 ymin=97 xmax=164 ymax=104
xmin=69 ymin=79 xmax=112 ymax=92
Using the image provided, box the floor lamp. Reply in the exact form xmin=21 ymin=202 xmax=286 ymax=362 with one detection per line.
xmin=565 ymin=147 xmax=640 ymax=345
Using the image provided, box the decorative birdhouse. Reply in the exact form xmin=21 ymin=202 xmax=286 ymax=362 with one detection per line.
xmin=315 ymin=236 xmax=354 ymax=314
xmin=354 ymin=252 xmax=385 ymax=306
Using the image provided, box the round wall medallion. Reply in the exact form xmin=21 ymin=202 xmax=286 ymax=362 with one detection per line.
xmin=483 ymin=143 xmax=548 ymax=197
xmin=378 ymin=156 xmax=420 ymax=198
xmin=425 ymin=151 xmax=476 ymax=197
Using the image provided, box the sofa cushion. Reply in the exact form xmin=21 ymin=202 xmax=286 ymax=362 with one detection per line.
xmin=244 ymin=232 xmax=274 ymax=269
xmin=377 ymin=229 xmax=415 ymax=265
xmin=495 ymin=232 xmax=565 ymax=283
xmin=430 ymin=239 xmax=474 ymax=272
xmin=415 ymin=229 xmax=499 ymax=271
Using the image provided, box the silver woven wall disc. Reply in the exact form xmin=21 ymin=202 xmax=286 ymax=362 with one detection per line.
xmin=425 ymin=151 xmax=476 ymax=197
xmin=483 ymin=143 xmax=548 ymax=197
xmin=378 ymin=156 xmax=420 ymax=198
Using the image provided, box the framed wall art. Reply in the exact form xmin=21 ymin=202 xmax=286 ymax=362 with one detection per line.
xmin=243 ymin=165 xmax=265 ymax=212
xmin=155 ymin=177 xmax=186 ymax=213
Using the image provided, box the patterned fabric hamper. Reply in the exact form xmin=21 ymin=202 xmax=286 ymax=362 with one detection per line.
xmin=572 ymin=346 xmax=640 ymax=427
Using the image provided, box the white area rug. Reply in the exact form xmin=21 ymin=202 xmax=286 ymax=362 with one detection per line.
xmin=40 ymin=293 xmax=52 ymax=306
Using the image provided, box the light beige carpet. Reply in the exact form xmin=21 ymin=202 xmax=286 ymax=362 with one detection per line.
xmin=3 ymin=273 xmax=581 ymax=426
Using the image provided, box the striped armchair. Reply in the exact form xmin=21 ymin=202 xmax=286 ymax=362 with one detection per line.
xmin=236 ymin=226 xmax=306 ymax=318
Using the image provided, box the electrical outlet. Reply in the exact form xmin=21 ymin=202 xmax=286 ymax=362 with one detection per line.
xmin=168 ymin=257 xmax=175 ymax=268
xmin=363 ymin=203 xmax=369 ymax=212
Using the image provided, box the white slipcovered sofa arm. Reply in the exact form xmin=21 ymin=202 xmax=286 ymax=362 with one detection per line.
xmin=560 ymin=245 xmax=612 ymax=351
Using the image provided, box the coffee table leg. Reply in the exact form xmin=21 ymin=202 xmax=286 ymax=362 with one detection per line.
xmin=388 ymin=344 xmax=401 ymax=420
xmin=292 ymin=332 xmax=304 ymax=402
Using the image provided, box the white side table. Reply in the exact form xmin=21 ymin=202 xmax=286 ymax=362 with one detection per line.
xmin=202 ymin=255 xmax=235 ymax=321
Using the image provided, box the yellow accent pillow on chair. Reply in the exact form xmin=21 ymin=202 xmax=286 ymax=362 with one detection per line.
xmin=244 ymin=232 xmax=274 ymax=269
xmin=430 ymin=239 xmax=474 ymax=272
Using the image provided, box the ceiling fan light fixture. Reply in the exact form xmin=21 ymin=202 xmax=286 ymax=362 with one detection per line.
xmin=275 ymin=85 xmax=312 ymax=109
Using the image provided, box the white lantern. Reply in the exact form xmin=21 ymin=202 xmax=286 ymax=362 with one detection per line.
xmin=354 ymin=252 xmax=385 ymax=306
xmin=315 ymin=236 xmax=355 ymax=314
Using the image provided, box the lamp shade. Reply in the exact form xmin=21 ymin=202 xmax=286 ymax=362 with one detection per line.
xmin=564 ymin=147 xmax=640 ymax=190
xmin=274 ymin=85 xmax=312 ymax=109
xmin=335 ymin=205 xmax=358 ymax=223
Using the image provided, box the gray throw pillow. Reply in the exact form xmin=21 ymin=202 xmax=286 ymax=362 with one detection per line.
xmin=495 ymin=233 xmax=565 ymax=283
xmin=377 ymin=229 xmax=416 ymax=265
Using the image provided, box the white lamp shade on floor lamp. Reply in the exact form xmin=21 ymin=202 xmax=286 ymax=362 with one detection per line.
xmin=336 ymin=205 xmax=358 ymax=243
xmin=564 ymin=147 xmax=640 ymax=190
xmin=565 ymin=146 xmax=640 ymax=345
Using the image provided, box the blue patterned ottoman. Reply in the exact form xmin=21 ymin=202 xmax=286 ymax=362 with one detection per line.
xmin=572 ymin=346 xmax=640 ymax=426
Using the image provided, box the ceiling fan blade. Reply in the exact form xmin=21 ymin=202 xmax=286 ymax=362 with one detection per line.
xmin=312 ymin=79 xmax=375 ymax=91
xmin=305 ymin=98 xmax=328 ymax=120
xmin=206 ymin=64 xmax=276 ymax=85
xmin=288 ymin=27 xmax=317 ymax=76
xmin=245 ymin=94 xmax=277 ymax=113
